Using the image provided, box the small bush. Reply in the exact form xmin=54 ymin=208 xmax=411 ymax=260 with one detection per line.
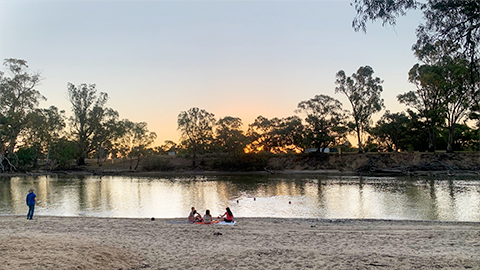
xmin=142 ymin=156 xmax=175 ymax=171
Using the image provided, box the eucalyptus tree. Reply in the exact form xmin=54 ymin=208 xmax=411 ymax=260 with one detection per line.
xmin=177 ymin=107 xmax=216 ymax=166
xmin=156 ymin=140 xmax=177 ymax=154
xmin=215 ymin=116 xmax=248 ymax=155
xmin=335 ymin=66 xmax=384 ymax=153
xmin=273 ymin=116 xmax=305 ymax=153
xmin=90 ymin=107 xmax=121 ymax=166
xmin=246 ymin=116 xmax=276 ymax=153
xmin=246 ymin=115 xmax=304 ymax=153
xmin=67 ymin=83 xmax=117 ymax=165
xmin=296 ymin=94 xmax=348 ymax=152
xmin=398 ymin=63 xmax=445 ymax=151
xmin=399 ymin=55 xmax=479 ymax=152
xmin=351 ymin=0 xmax=480 ymax=81
xmin=369 ymin=110 xmax=411 ymax=152
xmin=115 ymin=119 xmax=156 ymax=170
xmin=0 ymin=58 xmax=43 ymax=171
xmin=22 ymin=106 xmax=66 ymax=163
xmin=440 ymin=57 xmax=479 ymax=152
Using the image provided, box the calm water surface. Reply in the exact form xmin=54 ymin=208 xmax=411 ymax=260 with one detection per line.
xmin=1 ymin=174 xmax=479 ymax=221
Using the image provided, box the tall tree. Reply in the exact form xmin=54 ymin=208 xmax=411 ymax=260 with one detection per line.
xmin=272 ymin=116 xmax=305 ymax=153
xmin=335 ymin=66 xmax=384 ymax=153
xmin=440 ymin=57 xmax=479 ymax=152
xmin=177 ymin=107 xmax=216 ymax=167
xmin=22 ymin=106 xmax=66 ymax=163
xmin=0 ymin=59 xmax=43 ymax=171
xmin=296 ymin=94 xmax=348 ymax=152
xmin=215 ymin=116 xmax=248 ymax=155
xmin=369 ymin=110 xmax=410 ymax=152
xmin=67 ymin=83 xmax=115 ymax=165
xmin=352 ymin=0 xmax=480 ymax=82
xmin=116 ymin=120 xmax=156 ymax=170
xmin=246 ymin=115 xmax=304 ymax=153
xmin=246 ymin=116 xmax=277 ymax=153
xmin=399 ymin=63 xmax=445 ymax=152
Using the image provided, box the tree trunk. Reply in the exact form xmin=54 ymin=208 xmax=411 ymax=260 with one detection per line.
xmin=192 ymin=145 xmax=197 ymax=168
xmin=77 ymin=156 xmax=86 ymax=166
xmin=428 ymin=125 xmax=436 ymax=152
xmin=356 ymin=123 xmax=364 ymax=153
xmin=446 ymin=124 xmax=455 ymax=153
xmin=134 ymin=156 xmax=141 ymax=171
xmin=97 ymin=146 xmax=104 ymax=167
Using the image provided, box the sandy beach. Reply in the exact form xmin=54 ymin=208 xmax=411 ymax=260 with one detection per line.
xmin=1 ymin=216 xmax=479 ymax=269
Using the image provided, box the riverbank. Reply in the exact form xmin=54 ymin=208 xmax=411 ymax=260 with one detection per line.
xmin=3 ymin=152 xmax=480 ymax=178
xmin=1 ymin=216 xmax=479 ymax=269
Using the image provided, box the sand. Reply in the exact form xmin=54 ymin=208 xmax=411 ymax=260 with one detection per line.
xmin=1 ymin=216 xmax=479 ymax=270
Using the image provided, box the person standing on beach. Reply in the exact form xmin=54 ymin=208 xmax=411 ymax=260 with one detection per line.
xmin=26 ymin=188 xmax=37 ymax=220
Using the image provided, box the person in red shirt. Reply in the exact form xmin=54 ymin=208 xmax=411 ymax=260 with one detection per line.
xmin=218 ymin=207 xmax=234 ymax=223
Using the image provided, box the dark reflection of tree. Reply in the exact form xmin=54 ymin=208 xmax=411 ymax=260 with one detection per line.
xmin=358 ymin=176 xmax=365 ymax=218
xmin=316 ymin=178 xmax=326 ymax=212
xmin=448 ymin=179 xmax=455 ymax=199
xmin=359 ymin=176 xmax=364 ymax=191
xmin=428 ymin=179 xmax=436 ymax=200
xmin=0 ymin=178 xmax=14 ymax=210
xmin=77 ymin=176 xmax=87 ymax=214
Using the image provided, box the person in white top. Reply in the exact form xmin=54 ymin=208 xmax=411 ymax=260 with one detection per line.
xmin=203 ymin=209 xmax=213 ymax=224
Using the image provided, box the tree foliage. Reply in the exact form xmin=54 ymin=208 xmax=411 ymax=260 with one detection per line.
xmin=335 ymin=66 xmax=384 ymax=153
xmin=0 ymin=59 xmax=44 ymax=171
xmin=296 ymin=94 xmax=348 ymax=152
xmin=352 ymin=0 xmax=480 ymax=80
xmin=215 ymin=116 xmax=248 ymax=155
xmin=177 ymin=107 xmax=216 ymax=166
xmin=369 ymin=110 xmax=410 ymax=152
xmin=351 ymin=0 xmax=419 ymax=33
xmin=246 ymin=115 xmax=304 ymax=153
xmin=67 ymin=83 xmax=118 ymax=165
xmin=115 ymin=119 xmax=157 ymax=170
xmin=399 ymin=62 xmax=445 ymax=151
xmin=399 ymin=55 xmax=479 ymax=152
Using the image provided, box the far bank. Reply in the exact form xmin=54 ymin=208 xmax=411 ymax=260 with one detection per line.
xmin=7 ymin=151 xmax=477 ymax=177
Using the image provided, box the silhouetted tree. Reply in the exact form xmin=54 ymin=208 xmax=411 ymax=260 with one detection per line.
xmin=296 ymin=94 xmax=348 ymax=152
xmin=215 ymin=116 xmax=248 ymax=155
xmin=352 ymin=0 xmax=480 ymax=84
xmin=115 ymin=119 xmax=156 ymax=170
xmin=369 ymin=110 xmax=410 ymax=151
xmin=399 ymin=63 xmax=445 ymax=152
xmin=247 ymin=115 xmax=304 ymax=153
xmin=335 ymin=66 xmax=384 ymax=153
xmin=177 ymin=107 xmax=215 ymax=167
xmin=23 ymin=106 xmax=66 ymax=164
xmin=0 ymin=58 xmax=43 ymax=172
xmin=67 ymin=83 xmax=116 ymax=165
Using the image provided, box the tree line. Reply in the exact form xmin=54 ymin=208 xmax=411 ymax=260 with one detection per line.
xmin=1 ymin=0 xmax=479 ymax=172
xmin=0 ymin=59 xmax=157 ymax=172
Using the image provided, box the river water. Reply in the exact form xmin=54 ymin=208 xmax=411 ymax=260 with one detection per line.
xmin=1 ymin=174 xmax=479 ymax=221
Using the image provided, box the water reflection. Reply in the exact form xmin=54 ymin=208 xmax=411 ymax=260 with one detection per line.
xmin=0 ymin=175 xmax=479 ymax=221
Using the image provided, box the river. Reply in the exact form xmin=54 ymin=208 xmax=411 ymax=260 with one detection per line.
xmin=1 ymin=174 xmax=479 ymax=221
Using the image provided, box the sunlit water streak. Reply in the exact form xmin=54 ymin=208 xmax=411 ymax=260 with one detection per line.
xmin=1 ymin=175 xmax=479 ymax=221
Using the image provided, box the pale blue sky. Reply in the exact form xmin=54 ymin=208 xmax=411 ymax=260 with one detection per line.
xmin=0 ymin=0 xmax=422 ymax=145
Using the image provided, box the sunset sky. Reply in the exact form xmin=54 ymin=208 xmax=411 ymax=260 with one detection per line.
xmin=0 ymin=0 xmax=423 ymax=146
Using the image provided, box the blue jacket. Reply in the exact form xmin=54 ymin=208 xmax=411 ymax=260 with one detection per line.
xmin=26 ymin=193 xmax=36 ymax=206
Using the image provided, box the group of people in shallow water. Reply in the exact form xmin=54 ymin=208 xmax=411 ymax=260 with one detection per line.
xmin=188 ymin=207 xmax=234 ymax=224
